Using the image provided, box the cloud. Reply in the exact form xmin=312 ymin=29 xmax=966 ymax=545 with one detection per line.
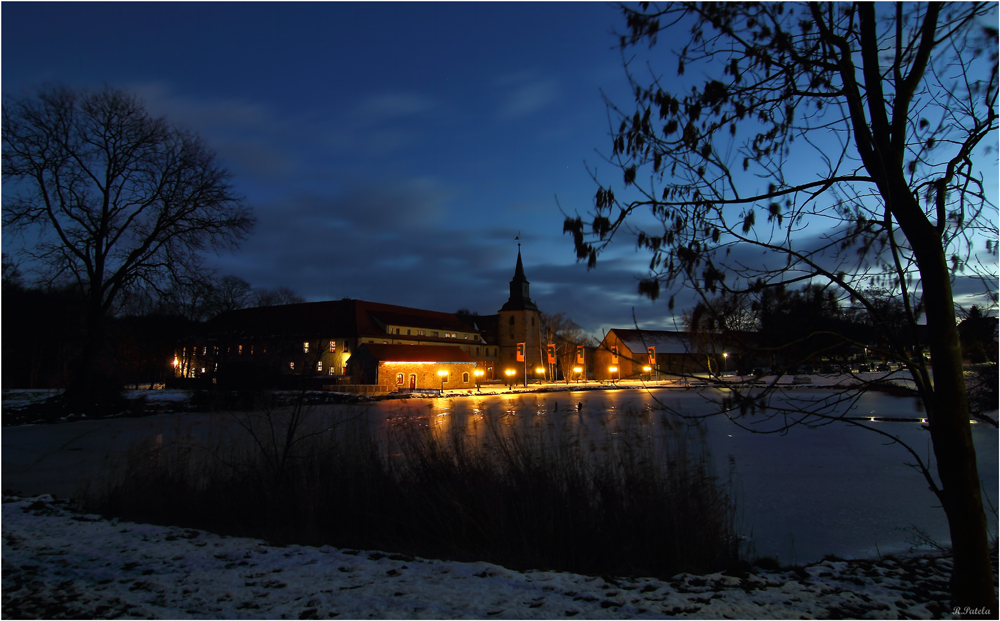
xmin=494 ymin=72 xmax=560 ymax=119
xmin=127 ymin=82 xmax=303 ymax=181
xmin=199 ymin=174 xmax=662 ymax=336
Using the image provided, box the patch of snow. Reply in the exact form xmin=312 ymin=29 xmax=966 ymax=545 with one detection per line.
xmin=124 ymin=389 xmax=190 ymax=403
xmin=2 ymin=495 xmax=958 ymax=619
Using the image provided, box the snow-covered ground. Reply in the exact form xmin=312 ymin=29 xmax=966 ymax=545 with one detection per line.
xmin=3 ymin=495 xmax=959 ymax=619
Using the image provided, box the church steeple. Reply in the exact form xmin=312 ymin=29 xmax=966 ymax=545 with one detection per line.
xmin=501 ymin=246 xmax=538 ymax=311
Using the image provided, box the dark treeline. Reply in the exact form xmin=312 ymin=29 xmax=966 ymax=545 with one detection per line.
xmin=2 ymin=261 xmax=303 ymax=390
xmin=686 ymin=284 xmax=997 ymax=369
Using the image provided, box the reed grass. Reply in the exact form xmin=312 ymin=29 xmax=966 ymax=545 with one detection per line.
xmin=84 ymin=397 xmax=742 ymax=578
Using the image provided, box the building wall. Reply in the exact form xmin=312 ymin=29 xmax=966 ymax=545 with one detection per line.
xmin=594 ymin=338 xmax=640 ymax=380
xmin=497 ymin=308 xmax=543 ymax=383
xmin=593 ymin=332 xmax=715 ymax=380
xmin=377 ymin=361 xmax=477 ymax=390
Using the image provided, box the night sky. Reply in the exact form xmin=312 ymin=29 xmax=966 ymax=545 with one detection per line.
xmin=3 ymin=2 xmax=677 ymax=336
xmin=3 ymin=3 xmax=996 ymax=335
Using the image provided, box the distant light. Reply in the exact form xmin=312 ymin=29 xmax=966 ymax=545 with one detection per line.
xmin=437 ymin=370 xmax=448 ymax=377
xmin=535 ymin=367 xmax=545 ymax=374
xmin=643 ymin=366 xmax=651 ymax=372
xmin=573 ymin=367 xmax=582 ymax=373
xmin=609 ymin=366 xmax=618 ymax=373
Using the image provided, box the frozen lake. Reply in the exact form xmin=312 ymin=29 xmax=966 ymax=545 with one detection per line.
xmin=3 ymin=387 xmax=996 ymax=565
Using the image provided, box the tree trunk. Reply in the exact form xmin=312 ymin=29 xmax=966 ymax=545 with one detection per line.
xmin=62 ymin=293 xmax=119 ymax=410
xmin=916 ymin=241 xmax=997 ymax=616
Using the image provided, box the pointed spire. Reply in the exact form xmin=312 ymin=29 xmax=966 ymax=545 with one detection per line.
xmin=513 ymin=247 xmax=526 ymax=282
xmin=502 ymin=246 xmax=537 ymax=311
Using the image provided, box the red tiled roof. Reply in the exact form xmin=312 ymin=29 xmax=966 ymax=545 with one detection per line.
xmin=202 ymin=299 xmax=479 ymax=340
xmin=358 ymin=344 xmax=477 ymax=363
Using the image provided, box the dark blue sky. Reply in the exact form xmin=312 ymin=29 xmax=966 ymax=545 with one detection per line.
xmin=3 ymin=3 xmax=996 ymax=334
xmin=3 ymin=2 xmax=681 ymax=336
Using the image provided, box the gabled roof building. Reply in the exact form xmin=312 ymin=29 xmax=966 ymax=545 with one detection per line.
xmin=173 ymin=250 xmax=547 ymax=390
xmin=594 ymin=328 xmax=718 ymax=380
xmin=175 ymin=298 xmax=498 ymax=388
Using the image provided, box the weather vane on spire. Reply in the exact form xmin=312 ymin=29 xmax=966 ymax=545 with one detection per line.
xmin=515 ymin=232 xmax=520 ymax=250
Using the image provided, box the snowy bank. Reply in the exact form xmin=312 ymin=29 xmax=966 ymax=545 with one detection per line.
xmin=2 ymin=495 xmax=959 ymax=619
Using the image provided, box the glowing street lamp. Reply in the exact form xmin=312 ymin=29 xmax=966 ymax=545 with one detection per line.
xmin=505 ymin=368 xmax=515 ymax=387
xmin=573 ymin=366 xmax=582 ymax=383
xmin=535 ymin=366 xmax=545 ymax=385
xmin=723 ymin=352 xmax=728 ymax=376
xmin=474 ymin=368 xmax=484 ymax=390
xmin=609 ymin=365 xmax=619 ymax=384
xmin=437 ymin=369 xmax=448 ymax=392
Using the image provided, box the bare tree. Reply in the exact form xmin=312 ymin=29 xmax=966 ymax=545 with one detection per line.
xmin=207 ymin=275 xmax=254 ymax=315
xmin=253 ymin=286 xmax=305 ymax=308
xmin=3 ymin=85 xmax=254 ymax=408
xmin=541 ymin=312 xmax=597 ymax=382
xmin=565 ymin=3 xmax=997 ymax=612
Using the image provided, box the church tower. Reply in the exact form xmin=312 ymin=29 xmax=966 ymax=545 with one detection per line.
xmin=498 ymin=246 xmax=542 ymax=384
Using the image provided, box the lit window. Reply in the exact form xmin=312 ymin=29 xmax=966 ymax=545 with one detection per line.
xmin=418 ymin=330 xmax=425 ymax=336
xmin=464 ymin=335 xmax=468 ymax=339
xmin=396 ymin=373 xmax=404 ymax=385
xmin=289 ymin=362 xmax=295 ymax=370
xmin=329 ymin=340 xmax=337 ymax=352
xmin=303 ymin=342 xmax=310 ymax=353
xmin=329 ymin=368 xmax=335 ymax=375
xmin=317 ymin=361 xmax=323 ymax=372
xmin=238 ymin=345 xmax=243 ymax=355
xmin=203 ymin=346 xmax=207 ymax=355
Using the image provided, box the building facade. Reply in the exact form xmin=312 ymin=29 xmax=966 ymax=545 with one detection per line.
xmin=174 ymin=299 xmax=495 ymax=387
xmin=593 ymin=329 xmax=717 ymax=380
xmin=348 ymin=344 xmax=478 ymax=391
xmin=173 ymin=249 xmax=553 ymax=389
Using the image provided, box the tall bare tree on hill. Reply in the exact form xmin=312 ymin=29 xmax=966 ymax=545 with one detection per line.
xmin=3 ymin=85 xmax=254 ymax=409
xmin=565 ymin=3 xmax=998 ymax=613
